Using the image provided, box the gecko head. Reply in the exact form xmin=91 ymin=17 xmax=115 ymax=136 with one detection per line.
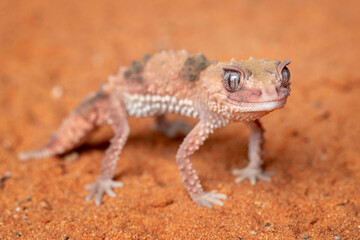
xmin=202 ymin=57 xmax=291 ymax=120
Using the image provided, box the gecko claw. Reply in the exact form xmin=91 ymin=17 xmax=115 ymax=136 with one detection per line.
xmin=85 ymin=179 xmax=124 ymax=205
xmin=194 ymin=190 xmax=227 ymax=208
xmin=232 ymin=167 xmax=275 ymax=185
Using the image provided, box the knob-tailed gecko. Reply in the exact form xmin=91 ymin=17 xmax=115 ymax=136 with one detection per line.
xmin=19 ymin=50 xmax=291 ymax=208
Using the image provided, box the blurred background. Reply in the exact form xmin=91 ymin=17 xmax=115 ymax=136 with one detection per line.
xmin=0 ymin=0 xmax=359 ymax=239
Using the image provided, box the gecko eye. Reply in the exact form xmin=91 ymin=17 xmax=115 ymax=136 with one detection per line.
xmin=223 ymin=70 xmax=243 ymax=92
xmin=281 ymin=66 xmax=291 ymax=87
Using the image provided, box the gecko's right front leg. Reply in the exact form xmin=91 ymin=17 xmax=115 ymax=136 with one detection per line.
xmin=176 ymin=119 xmax=227 ymax=208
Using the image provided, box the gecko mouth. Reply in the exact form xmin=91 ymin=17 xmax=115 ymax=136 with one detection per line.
xmin=236 ymin=99 xmax=287 ymax=112
xmin=215 ymin=93 xmax=288 ymax=112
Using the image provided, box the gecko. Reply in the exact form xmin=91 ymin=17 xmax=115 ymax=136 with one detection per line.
xmin=19 ymin=50 xmax=291 ymax=208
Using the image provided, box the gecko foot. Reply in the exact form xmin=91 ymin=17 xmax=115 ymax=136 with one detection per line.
xmin=232 ymin=167 xmax=275 ymax=185
xmin=85 ymin=179 xmax=124 ymax=205
xmin=194 ymin=190 xmax=227 ymax=208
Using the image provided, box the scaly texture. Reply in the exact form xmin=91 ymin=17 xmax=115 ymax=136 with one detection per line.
xmin=19 ymin=50 xmax=291 ymax=208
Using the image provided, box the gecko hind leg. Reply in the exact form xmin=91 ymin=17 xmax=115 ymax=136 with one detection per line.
xmin=85 ymin=95 xmax=129 ymax=205
xmin=18 ymin=91 xmax=109 ymax=161
xmin=153 ymin=115 xmax=193 ymax=138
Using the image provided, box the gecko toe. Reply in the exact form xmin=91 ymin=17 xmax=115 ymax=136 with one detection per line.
xmin=257 ymin=174 xmax=272 ymax=182
xmin=85 ymin=191 xmax=95 ymax=202
xmin=250 ymin=176 xmax=257 ymax=185
xmin=95 ymin=191 xmax=104 ymax=205
xmin=234 ymin=175 xmax=247 ymax=183
xmin=105 ymin=188 xmax=117 ymax=197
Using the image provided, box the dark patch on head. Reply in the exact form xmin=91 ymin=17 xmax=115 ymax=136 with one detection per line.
xmin=124 ymin=54 xmax=152 ymax=82
xmin=180 ymin=54 xmax=212 ymax=82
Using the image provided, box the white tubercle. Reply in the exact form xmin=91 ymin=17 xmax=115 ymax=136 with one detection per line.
xmin=123 ymin=93 xmax=198 ymax=118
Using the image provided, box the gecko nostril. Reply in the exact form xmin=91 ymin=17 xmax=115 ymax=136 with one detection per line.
xmin=251 ymin=89 xmax=262 ymax=97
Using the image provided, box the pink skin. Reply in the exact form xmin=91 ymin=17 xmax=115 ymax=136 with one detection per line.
xmin=19 ymin=50 xmax=291 ymax=208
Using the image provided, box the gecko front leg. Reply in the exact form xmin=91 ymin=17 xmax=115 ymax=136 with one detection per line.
xmin=85 ymin=95 xmax=130 ymax=205
xmin=232 ymin=119 xmax=273 ymax=184
xmin=176 ymin=119 xmax=227 ymax=208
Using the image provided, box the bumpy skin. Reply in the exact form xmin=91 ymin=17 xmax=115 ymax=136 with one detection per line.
xmin=19 ymin=50 xmax=291 ymax=208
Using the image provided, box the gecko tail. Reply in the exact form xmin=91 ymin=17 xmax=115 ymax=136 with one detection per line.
xmin=18 ymin=91 xmax=110 ymax=161
xmin=18 ymin=149 xmax=54 ymax=161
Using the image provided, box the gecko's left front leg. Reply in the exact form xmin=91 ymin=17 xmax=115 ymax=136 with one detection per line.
xmin=176 ymin=119 xmax=226 ymax=208
xmin=85 ymin=95 xmax=130 ymax=205
xmin=232 ymin=119 xmax=273 ymax=184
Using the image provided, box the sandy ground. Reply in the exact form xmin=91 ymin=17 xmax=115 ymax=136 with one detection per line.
xmin=0 ymin=0 xmax=359 ymax=239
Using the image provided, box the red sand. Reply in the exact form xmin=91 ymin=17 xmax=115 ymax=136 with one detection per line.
xmin=0 ymin=0 xmax=359 ymax=239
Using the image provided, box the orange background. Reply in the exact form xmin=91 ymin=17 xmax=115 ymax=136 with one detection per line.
xmin=0 ymin=0 xmax=359 ymax=239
